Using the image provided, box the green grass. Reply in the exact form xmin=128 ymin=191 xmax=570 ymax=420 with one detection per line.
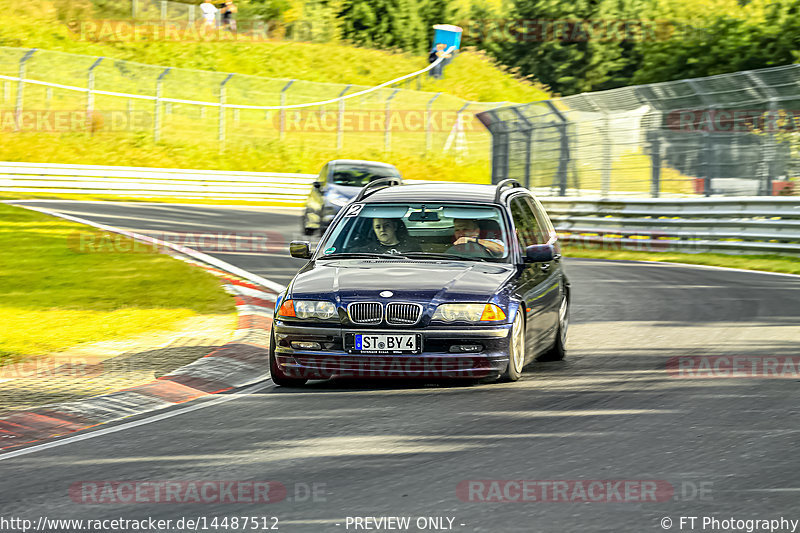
xmin=0 ymin=202 xmax=235 ymax=363
xmin=0 ymin=0 xmax=548 ymax=104
xmin=562 ymin=246 xmax=800 ymax=276
xmin=0 ymin=0 xmax=548 ymax=194
xmin=0 ymin=131 xmax=492 ymax=200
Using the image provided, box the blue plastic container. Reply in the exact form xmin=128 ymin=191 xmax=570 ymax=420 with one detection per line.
xmin=432 ymin=24 xmax=462 ymax=52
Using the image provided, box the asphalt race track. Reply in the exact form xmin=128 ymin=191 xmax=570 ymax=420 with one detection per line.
xmin=1 ymin=201 xmax=799 ymax=533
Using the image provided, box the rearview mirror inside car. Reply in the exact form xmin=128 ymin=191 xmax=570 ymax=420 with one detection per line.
xmin=290 ymin=241 xmax=311 ymax=259
xmin=525 ymin=244 xmax=554 ymax=263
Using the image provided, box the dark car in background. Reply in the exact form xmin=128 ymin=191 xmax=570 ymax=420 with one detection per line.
xmin=301 ymin=159 xmax=402 ymax=236
xmin=271 ymin=178 xmax=570 ymax=386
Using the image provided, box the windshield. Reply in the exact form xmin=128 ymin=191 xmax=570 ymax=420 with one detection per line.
xmin=317 ymin=203 xmax=511 ymax=262
xmin=330 ymin=165 xmax=400 ymax=187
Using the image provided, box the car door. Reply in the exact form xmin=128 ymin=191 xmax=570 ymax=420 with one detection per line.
xmin=527 ymin=196 xmax=562 ymax=345
xmin=509 ymin=194 xmax=553 ymax=354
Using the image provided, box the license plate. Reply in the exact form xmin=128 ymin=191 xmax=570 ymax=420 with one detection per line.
xmin=353 ymin=333 xmax=419 ymax=354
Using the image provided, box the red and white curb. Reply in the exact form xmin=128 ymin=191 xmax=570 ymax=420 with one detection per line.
xmin=0 ymin=204 xmax=285 ymax=452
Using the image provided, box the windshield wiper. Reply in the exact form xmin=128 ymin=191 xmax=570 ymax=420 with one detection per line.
xmin=400 ymin=252 xmax=488 ymax=262
xmin=317 ymin=252 xmax=407 ymax=260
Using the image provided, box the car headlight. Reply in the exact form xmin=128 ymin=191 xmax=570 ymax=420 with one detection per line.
xmin=432 ymin=303 xmax=507 ymax=322
xmin=278 ymin=299 xmax=338 ymax=320
xmin=327 ymin=192 xmax=351 ymax=207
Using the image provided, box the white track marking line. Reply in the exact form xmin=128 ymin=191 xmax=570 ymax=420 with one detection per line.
xmin=0 ymin=380 xmax=274 ymax=462
xmin=9 ymin=203 xmax=287 ymax=293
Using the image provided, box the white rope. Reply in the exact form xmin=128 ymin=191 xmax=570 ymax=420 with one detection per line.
xmin=0 ymin=47 xmax=456 ymax=110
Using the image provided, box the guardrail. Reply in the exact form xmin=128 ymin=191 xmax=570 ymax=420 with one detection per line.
xmin=0 ymin=162 xmax=316 ymax=203
xmin=540 ymin=197 xmax=800 ymax=255
xmin=3 ymin=163 xmax=798 ymax=255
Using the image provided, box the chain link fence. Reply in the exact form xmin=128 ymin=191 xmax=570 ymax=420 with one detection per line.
xmin=0 ymin=47 xmax=503 ymax=166
xmin=477 ymin=65 xmax=800 ymax=197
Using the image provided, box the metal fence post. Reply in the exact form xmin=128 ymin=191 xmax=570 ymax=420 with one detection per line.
xmin=14 ymin=49 xmax=36 ymax=132
xmin=425 ymin=92 xmax=442 ymax=154
xmin=189 ymin=4 xmax=195 ymax=24
xmin=219 ymin=73 xmax=233 ymax=142
xmin=337 ymin=84 xmax=351 ymax=151
xmin=384 ymin=89 xmax=400 ymax=152
xmin=601 ymin=112 xmax=612 ymax=197
xmin=649 ymin=130 xmax=661 ymax=198
xmin=86 ymin=57 xmax=104 ymax=126
xmin=161 ymin=0 xmax=167 ymax=22
xmin=544 ymin=100 xmax=570 ymax=195
xmin=45 ymin=87 xmax=52 ymax=109
xmin=153 ymin=67 xmax=171 ymax=142
xmin=279 ymin=80 xmax=295 ymax=140
xmin=510 ymin=107 xmax=534 ymax=188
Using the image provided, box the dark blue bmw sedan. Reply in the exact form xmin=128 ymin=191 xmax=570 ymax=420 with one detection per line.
xmin=270 ymin=179 xmax=569 ymax=386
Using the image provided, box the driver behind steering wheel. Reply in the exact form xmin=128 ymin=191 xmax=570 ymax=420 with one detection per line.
xmin=452 ymin=218 xmax=505 ymax=256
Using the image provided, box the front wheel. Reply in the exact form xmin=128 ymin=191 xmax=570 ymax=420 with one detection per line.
xmin=500 ymin=312 xmax=525 ymax=382
xmin=538 ymin=294 xmax=568 ymax=362
xmin=269 ymin=328 xmax=307 ymax=387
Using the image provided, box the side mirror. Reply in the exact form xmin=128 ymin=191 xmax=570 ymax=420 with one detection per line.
xmin=313 ymin=181 xmax=322 ymax=189
xmin=289 ymin=241 xmax=311 ymax=259
xmin=525 ymin=244 xmax=554 ymax=263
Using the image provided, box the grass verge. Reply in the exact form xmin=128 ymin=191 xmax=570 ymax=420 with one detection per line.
xmin=562 ymin=246 xmax=800 ymax=276
xmin=0 ymin=202 xmax=235 ymax=364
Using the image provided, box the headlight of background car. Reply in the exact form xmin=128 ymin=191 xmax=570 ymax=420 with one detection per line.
xmin=278 ymin=299 xmax=338 ymax=320
xmin=432 ymin=303 xmax=507 ymax=322
xmin=327 ymin=192 xmax=351 ymax=207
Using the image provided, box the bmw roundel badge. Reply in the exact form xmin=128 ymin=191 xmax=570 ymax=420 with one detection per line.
xmin=380 ymin=291 xmax=393 ymax=298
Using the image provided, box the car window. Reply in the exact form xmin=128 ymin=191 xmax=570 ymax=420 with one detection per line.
xmin=317 ymin=203 xmax=510 ymax=262
xmin=529 ymin=197 xmax=556 ymax=244
xmin=330 ymin=165 xmax=400 ymax=186
xmin=510 ymin=196 xmax=546 ymax=252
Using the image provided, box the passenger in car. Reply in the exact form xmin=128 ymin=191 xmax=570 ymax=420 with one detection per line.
xmin=355 ymin=218 xmax=421 ymax=253
xmin=452 ymin=219 xmax=506 ymax=256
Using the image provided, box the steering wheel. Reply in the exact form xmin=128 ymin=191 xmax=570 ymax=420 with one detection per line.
xmin=445 ymin=241 xmax=495 ymax=258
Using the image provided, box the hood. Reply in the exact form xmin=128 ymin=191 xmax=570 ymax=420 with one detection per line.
xmin=289 ymin=259 xmax=514 ymax=305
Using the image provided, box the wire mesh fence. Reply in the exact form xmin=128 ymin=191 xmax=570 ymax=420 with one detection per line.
xmin=477 ymin=65 xmax=800 ymax=197
xmin=0 ymin=46 xmax=502 ymax=167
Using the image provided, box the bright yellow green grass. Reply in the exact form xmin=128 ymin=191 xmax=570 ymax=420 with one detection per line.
xmin=0 ymin=203 xmax=235 ymax=364
xmin=0 ymin=131 xmax=492 ymax=205
xmin=563 ymin=247 xmax=800 ymax=275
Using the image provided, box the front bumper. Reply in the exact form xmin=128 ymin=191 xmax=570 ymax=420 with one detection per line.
xmin=273 ymin=321 xmax=512 ymax=380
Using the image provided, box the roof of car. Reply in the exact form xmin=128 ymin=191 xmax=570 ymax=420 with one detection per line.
xmin=330 ymin=159 xmax=398 ymax=169
xmin=363 ymin=182 xmax=524 ymax=204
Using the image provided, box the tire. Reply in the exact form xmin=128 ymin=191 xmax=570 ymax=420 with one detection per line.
xmin=537 ymin=293 xmax=568 ymax=362
xmin=269 ymin=328 xmax=307 ymax=387
xmin=500 ymin=312 xmax=525 ymax=382
xmin=301 ymin=211 xmax=315 ymax=236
